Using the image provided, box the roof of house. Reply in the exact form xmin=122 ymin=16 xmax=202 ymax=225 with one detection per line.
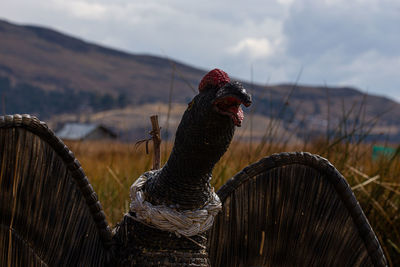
xmin=56 ymin=123 xmax=116 ymax=140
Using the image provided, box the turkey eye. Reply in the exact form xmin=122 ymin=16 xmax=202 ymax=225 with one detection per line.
xmin=187 ymin=100 xmax=194 ymax=110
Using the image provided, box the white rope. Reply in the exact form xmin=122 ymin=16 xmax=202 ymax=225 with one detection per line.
xmin=129 ymin=171 xmax=222 ymax=237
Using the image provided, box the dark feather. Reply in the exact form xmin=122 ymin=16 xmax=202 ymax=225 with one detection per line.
xmin=208 ymin=152 xmax=387 ymax=267
xmin=0 ymin=114 xmax=112 ymax=266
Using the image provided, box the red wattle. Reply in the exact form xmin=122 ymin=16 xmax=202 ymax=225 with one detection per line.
xmin=227 ymin=106 xmax=244 ymax=126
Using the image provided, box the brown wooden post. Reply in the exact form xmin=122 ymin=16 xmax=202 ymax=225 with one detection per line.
xmin=150 ymin=115 xmax=161 ymax=170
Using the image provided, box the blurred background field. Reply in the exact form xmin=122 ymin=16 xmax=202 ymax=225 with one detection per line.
xmin=66 ymin=129 xmax=400 ymax=265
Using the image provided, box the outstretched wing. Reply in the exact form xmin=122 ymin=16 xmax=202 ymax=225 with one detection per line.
xmin=0 ymin=114 xmax=113 ymax=266
xmin=208 ymin=152 xmax=387 ymax=267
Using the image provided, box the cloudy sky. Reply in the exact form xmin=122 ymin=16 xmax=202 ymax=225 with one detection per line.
xmin=1 ymin=0 xmax=400 ymax=101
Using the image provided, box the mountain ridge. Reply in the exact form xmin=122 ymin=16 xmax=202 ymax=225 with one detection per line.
xmin=1 ymin=19 xmax=399 ymax=141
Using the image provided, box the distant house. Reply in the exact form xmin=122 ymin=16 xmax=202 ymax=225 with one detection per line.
xmin=56 ymin=123 xmax=117 ymax=141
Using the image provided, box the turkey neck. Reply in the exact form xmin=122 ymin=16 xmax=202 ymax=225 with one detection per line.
xmin=144 ymin=104 xmax=235 ymax=210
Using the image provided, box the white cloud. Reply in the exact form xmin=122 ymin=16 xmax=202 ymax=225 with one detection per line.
xmin=228 ymin=38 xmax=276 ymax=59
xmin=337 ymin=51 xmax=400 ymax=94
xmin=277 ymin=0 xmax=294 ymax=6
xmin=50 ymin=0 xmax=107 ymax=20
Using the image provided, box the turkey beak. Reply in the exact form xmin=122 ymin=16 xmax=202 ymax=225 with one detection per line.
xmin=240 ymin=94 xmax=252 ymax=108
xmin=215 ymin=82 xmax=252 ymax=107
xmin=213 ymin=82 xmax=252 ymax=127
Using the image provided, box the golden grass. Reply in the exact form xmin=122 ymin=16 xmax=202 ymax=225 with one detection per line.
xmin=66 ymin=139 xmax=400 ymax=265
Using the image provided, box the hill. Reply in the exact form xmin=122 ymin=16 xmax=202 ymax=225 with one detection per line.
xmin=1 ymin=19 xmax=400 ymax=142
xmin=0 ymin=19 xmax=204 ymax=115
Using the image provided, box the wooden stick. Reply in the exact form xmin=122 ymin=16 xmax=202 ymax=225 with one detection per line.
xmin=150 ymin=115 xmax=161 ymax=170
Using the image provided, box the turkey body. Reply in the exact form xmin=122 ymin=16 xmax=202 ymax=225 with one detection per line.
xmin=0 ymin=69 xmax=387 ymax=267
xmin=112 ymin=71 xmax=252 ymax=266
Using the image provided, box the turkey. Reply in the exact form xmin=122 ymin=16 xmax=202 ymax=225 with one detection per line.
xmin=0 ymin=69 xmax=387 ymax=266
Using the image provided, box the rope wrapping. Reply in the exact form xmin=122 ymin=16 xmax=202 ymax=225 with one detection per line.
xmin=129 ymin=171 xmax=222 ymax=237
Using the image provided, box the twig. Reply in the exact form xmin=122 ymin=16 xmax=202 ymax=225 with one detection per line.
xmin=150 ymin=115 xmax=161 ymax=170
xmin=107 ymin=166 xmax=124 ymax=189
xmin=351 ymin=175 xmax=380 ymax=190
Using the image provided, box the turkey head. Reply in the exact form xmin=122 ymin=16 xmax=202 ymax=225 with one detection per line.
xmin=143 ymin=69 xmax=252 ymax=210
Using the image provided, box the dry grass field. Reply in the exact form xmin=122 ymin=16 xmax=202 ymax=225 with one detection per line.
xmin=66 ymin=136 xmax=400 ymax=265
